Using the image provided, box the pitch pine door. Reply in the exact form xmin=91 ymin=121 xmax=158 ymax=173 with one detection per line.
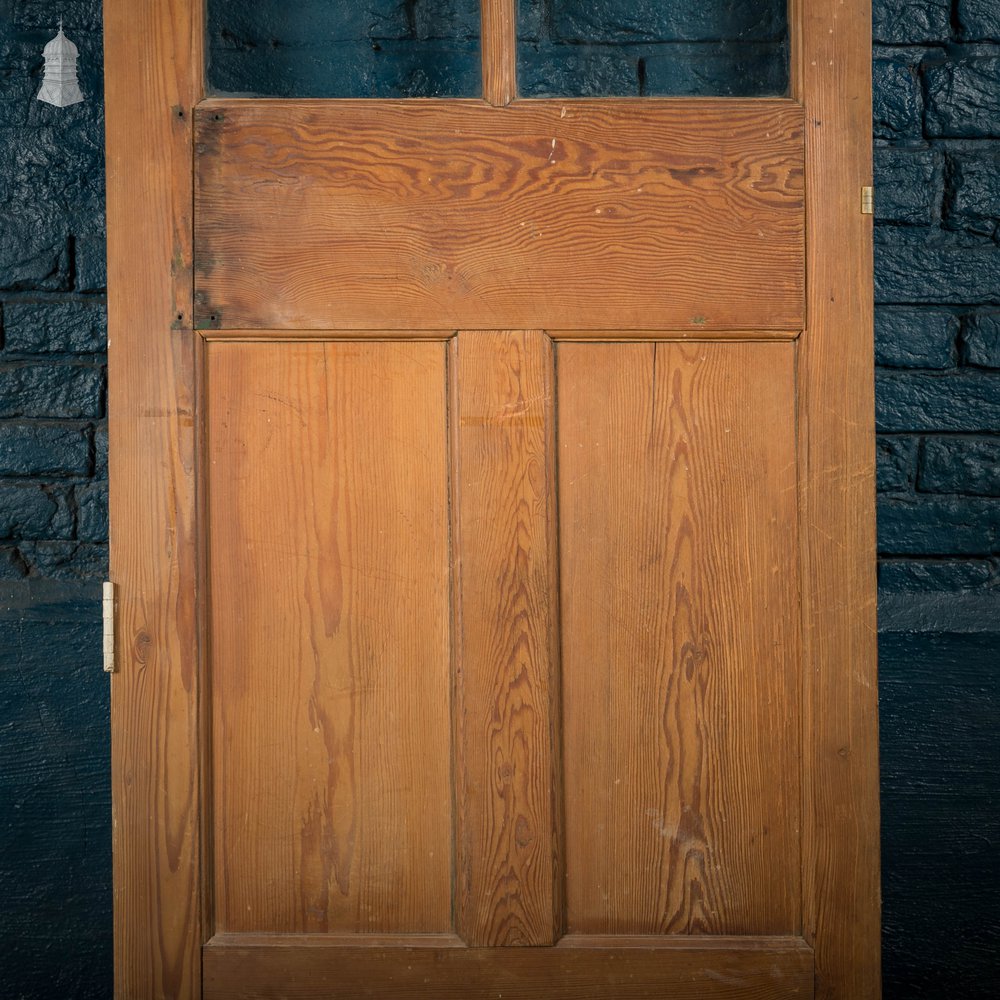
xmin=105 ymin=2 xmax=880 ymax=997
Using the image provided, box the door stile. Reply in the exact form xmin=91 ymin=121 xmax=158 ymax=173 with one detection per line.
xmin=105 ymin=0 xmax=206 ymax=996
xmin=451 ymin=331 xmax=564 ymax=945
xmin=790 ymin=1 xmax=881 ymax=996
xmin=481 ymin=0 xmax=517 ymax=107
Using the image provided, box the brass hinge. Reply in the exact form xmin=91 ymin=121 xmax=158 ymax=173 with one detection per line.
xmin=103 ymin=581 xmax=117 ymax=673
xmin=861 ymin=186 xmax=875 ymax=215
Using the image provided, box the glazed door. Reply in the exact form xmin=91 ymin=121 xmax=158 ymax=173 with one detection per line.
xmin=105 ymin=2 xmax=881 ymax=998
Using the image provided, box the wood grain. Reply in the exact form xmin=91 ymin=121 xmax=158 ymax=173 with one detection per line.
xmin=203 ymin=936 xmax=815 ymax=999
xmin=206 ymin=341 xmax=453 ymax=935
xmin=104 ymin=0 xmax=204 ymax=996
xmin=558 ymin=342 xmax=801 ymax=937
xmin=791 ymin=0 xmax=882 ymax=996
xmin=194 ymin=99 xmax=804 ymax=332
xmin=452 ymin=331 xmax=561 ymax=945
xmin=482 ymin=0 xmax=517 ymax=106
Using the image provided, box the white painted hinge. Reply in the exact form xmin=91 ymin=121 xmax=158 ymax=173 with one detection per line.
xmin=861 ymin=186 xmax=874 ymax=215
xmin=103 ymin=581 xmax=117 ymax=673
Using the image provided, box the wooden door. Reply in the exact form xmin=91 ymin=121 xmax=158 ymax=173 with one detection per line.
xmin=105 ymin=2 xmax=880 ymax=997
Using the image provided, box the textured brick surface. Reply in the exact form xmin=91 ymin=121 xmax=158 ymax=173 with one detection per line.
xmin=875 ymin=230 xmax=1000 ymax=303
xmin=919 ymin=436 xmax=1000 ymax=495
xmin=0 ymin=363 xmax=103 ymax=418
xmin=874 ymin=0 xmax=951 ymax=44
xmin=878 ymin=496 xmax=1000 ymax=554
xmin=873 ymin=57 xmax=924 ymax=139
xmin=3 ymin=300 xmax=106 ymax=354
xmin=957 ymin=1 xmax=1000 ymax=41
xmin=947 ymin=152 xmax=1000 ymax=236
xmin=875 ymin=307 xmax=957 ymax=368
xmin=877 ymin=436 xmax=917 ymax=492
xmin=874 ymin=148 xmax=941 ymax=224
xmin=925 ymin=57 xmax=1000 ymax=137
xmin=0 ymin=423 xmax=91 ymax=477
xmin=963 ymin=313 xmax=1000 ymax=368
xmin=876 ymin=371 xmax=1000 ymax=431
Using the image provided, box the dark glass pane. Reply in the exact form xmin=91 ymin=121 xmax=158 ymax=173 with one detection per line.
xmin=518 ymin=1 xmax=788 ymax=97
xmin=207 ymin=1 xmax=480 ymax=97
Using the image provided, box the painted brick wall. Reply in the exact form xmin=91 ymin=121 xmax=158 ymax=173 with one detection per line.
xmin=1 ymin=2 xmax=997 ymax=998
xmin=873 ymin=0 xmax=1000 ymax=604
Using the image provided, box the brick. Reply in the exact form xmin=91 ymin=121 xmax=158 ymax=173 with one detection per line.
xmin=551 ymin=0 xmax=786 ymax=43
xmin=0 ymin=364 xmax=103 ymax=419
xmin=873 ymin=0 xmax=952 ymax=43
xmin=0 ymin=547 xmax=28 ymax=579
xmin=926 ymin=57 xmax=1000 ymax=138
xmin=93 ymin=422 xmax=107 ymax=477
xmin=13 ymin=1 xmax=103 ymax=32
xmin=878 ymin=495 xmax=1000 ymax=554
xmin=16 ymin=542 xmax=108 ymax=580
xmin=957 ymin=0 xmax=1000 ymax=41
xmin=919 ymin=436 xmax=1000 ymax=495
xmin=73 ymin=236 xmax=106 ymax=293
xmin=876 ymin=371 xmax=1000 ymax=432
xmin=0 ymin=126 xmax=106 ymax=235
xmin=947 ymin=152 xmax=1000 ymax=237
xmin=74 ymin=482 xmax=108 ymax=542
xmin=963 ymin=313 xmax=1000 ymax=368
xmin=0 ymin=226 xmax=70 ymax=292
xmin=875 ymin=307 xmax=957 ymax=369
xmin=875 ymin=230 xmax=1000 ymax=305
xmin=2 ymin=301 xmax=107 ymax=355
xmin=0 ymin=423 xmax=91 ymax=477
xmin=879 ymin=557 xmax=1000 ymax=592
xmin=878 ymin=436 xmax=917 ymax=492
xmin=873 ymin=58 xmax=924 ymax=140
xmin=873 ymin=149 xmax=940 ymax=225
xmin=0 ymin=484 xmax=73 ymax=540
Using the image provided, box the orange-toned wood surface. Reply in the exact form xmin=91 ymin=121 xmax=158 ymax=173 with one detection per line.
xmin=104 ymin=0 xmax=204 ymax=996
xmin=481 ymin=0 xmax=517 ymax=106
xmin=558 ymin=342 xmax=801 ymax=936
xmin=452 ymin=332 xmax=561 ymax=945
xmin=791 ymin=0 xmax=882 ymax=996
xmin=206 ymin=341 xmax=453 ymax=935
xmin=193 ymin=99 xmax=804 ymax=332
xmin=203 ymin=936 xmax=815 ymax=999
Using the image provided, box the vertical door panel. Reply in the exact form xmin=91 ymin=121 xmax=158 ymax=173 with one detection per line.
xmin=206 ymin=341 xmax=453 ymax=935
xmin=559 ymin=341 xmax=801 ymax=936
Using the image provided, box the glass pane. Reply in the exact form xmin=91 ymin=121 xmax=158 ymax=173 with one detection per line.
xmin=518 ymin=1 xmax=788 ymax=97
xmin=207 ymin=0 xmax=481 ymax=97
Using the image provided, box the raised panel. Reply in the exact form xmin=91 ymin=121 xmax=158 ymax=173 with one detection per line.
xmin=206 ymin=340 xmax=453 ymax=934
xmin=558 ymin=341 xmax=801 ymax=936
xmin=194 ymin=99 xmax=804 ymax=332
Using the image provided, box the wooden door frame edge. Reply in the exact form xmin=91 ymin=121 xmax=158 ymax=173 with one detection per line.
xmin=105 ymin=1 xmax=206 ymax=997
xmin=790 ymin=1 xmax=882 ymax=996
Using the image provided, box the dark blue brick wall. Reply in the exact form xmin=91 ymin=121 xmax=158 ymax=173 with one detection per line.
xmin=1 ymin=2 xmax=998 ymax=998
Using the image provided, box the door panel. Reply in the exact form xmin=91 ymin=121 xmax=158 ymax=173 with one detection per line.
xmin=194 ymin=100 xmax=804 ymax=332
xmin=207 ymin=341 xmax=453 ymax=935
xmin=559 ymin=341 xmax=800 ymax=936
xmin=452 ymin=330 xmax=561 ymax=947
xmin=203 ymin=936 xmax=815 ymax=999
